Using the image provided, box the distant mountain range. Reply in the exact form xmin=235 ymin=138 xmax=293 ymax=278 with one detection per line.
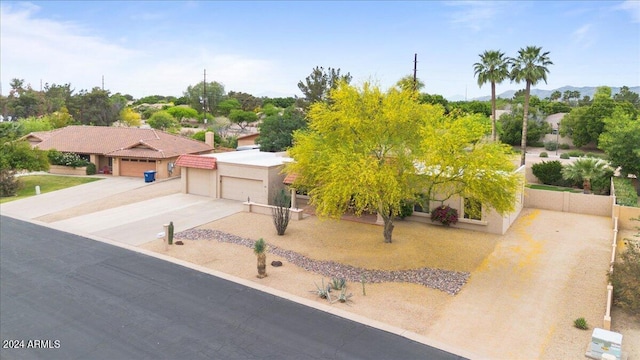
xmin=449 ymin=86 xmax=640 ymax=102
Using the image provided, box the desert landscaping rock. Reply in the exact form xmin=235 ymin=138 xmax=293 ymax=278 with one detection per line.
xmin=271 ymin=261 xmax=283 ymax=267
xmin=176 ymin=228 xmax=470 ymax=295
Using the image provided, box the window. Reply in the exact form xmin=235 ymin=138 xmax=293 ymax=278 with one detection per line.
xmin=413 ymin=193 xmax=429 ymax=214
xmin=463 ymin=197 xmax=482 ymax=221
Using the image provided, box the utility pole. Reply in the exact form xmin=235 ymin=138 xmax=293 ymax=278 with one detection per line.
xmin=203 ymin=69 xmax=208 ymax=113
xmin=102 ymin=75 xmax=105 ymax=90
xmin=413 ymin=53 xmax=418 ymax=91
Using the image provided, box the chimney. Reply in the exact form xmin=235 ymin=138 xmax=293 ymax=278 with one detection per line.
xmin=205 ymin=131 xmax=215 ymax=149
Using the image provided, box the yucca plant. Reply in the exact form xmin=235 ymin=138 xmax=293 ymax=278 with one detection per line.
xmin=254 ymin=238 xmax=267 ymax=278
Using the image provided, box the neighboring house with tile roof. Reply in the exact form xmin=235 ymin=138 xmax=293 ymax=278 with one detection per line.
xmin=24 ymin=126 xmax=213 ymax=179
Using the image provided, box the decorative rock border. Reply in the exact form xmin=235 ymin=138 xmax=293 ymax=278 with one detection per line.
xmin=176 ymin=228 xmax=470 ymax=295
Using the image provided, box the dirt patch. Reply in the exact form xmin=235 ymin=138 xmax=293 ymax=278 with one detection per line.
xmin=139 ymin=208 xmax=619 ymax=359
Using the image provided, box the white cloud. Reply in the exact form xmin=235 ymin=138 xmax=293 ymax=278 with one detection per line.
xmin=445 ymin=1 xmax=503 ymax=32
xmin=1 ymin=3 xmax=140 ymax=92
xmin=616 ymin=0 xmax=640 ymax=23
xmin=0 ymin=3 xmax=290 ymax=98
xmin=571 ymin=24 xmax=594 ymax=49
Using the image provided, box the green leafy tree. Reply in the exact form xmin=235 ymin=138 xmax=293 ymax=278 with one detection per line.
xmin=510 ymin=46 xmax=553 ymax=165
xmin=542 ymin=100 xmax=571 ymax=115
xmin=18 ymin=117 xmax=53 ymax=135
xmin=119 ymin=107 xmax=141 ymax=127
xmin=73 ymin=87 xmax=123 ymax=126
xmin=228 ymin=109 xmax=257 ymax=130
xmin=474 ymin=50 xmax=511 ymax=141
xmin=560 ymin=86 xmax=636 ymax=147
xmin=43 ymin=83 xmax=73 ymax=114
xmin=262 ymin=97 xmax=296 ymax=108
xmin=561 ymin=157 xmax=611 ymax=194
xmin=165 ymin=106 xmax=198 ymax=122
xmin=598 ymin=109 xmax=640 ymax=178
xmin=228 ymin=91 xmax=262 ymax=112
xmin=217 ymin=98 xmax=242 ymax=116
xmin=550 ymin=90 xmax=561 ymax=101
xmin=498 ymin=111 xmax=551 ymax=145
xmin=183 ymin=81 xmax=225 ymax=115
xmin=147 ymin=111 xmax=179 ymax=131
xmin=419 ymin=94 xmax=450 ymax=113
xmin=613 ymin=86 xmax=640 ymax=109
xmin=297 ymin=66 xmax=352 ymax=107
xmin=0 ymin=140 xmax=49 ymax=197
xmin=257 ymin=106 xmax=306 ymax=152
xmin=286 ymin=82 xmax=520 ymax=243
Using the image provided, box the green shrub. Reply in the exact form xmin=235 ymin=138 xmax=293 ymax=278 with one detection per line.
xmin=85 ymin=163 xmax=96 ymax=175
xmin=539 ymin=152 xmax=548 ymax=158
xmin=191 ymin=130 xmax=206 ymax=142
xmin=544 ymin=142 xmax=558 ymax=151
xmin=585 ymin=152 xmax=607 ymax=160
xmin=573 ymin=317 xmax=589 ymax=330
xmin=567 ymin=150 xmax=585 ymax=158
xmin=559 ymin=143 xmax=570 ymax=150
xmin=613 ymin=178 xmax=639 ymax=207
xmin=590 ymin=167 xmax=614 ymax=195
xmin=609 ymin=234 xmax=640 ymax=315
xmin=399 ymin=200 xmax=414 ymax=219
xmin=560 ymin=153 xmax=570 ymax=159
xmin=530 ymin=141 xmax=544 ymax=148
xmin=532 ymin=160 xmax=563 ymax=185
xmin=0 ymin=169 xmax=22 ymax=197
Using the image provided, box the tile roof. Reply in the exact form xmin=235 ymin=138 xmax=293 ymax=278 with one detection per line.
xmin=26 ymin=126 xmax=212 ymax=159
xmin=283 ymin=172 xmax=299 ymax=185
xmin=175 ymin=154 xmax=217 ymax=169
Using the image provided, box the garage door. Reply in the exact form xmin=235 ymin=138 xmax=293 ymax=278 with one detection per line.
xmin=187 ymin=168 xmax=213 ymax=197
xmin=220 ymin=176 xmax=264 ymax=203
xmin=120 ymin=159 xmax=156 ymax=177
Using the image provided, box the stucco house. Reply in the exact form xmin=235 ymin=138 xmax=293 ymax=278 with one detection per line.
xmin=175 ymin=150 xmax=291 ymax=204
xmin=237 ymin=133 xmax=260 ymax=147
xmin=25 ymin=126 xmax=213 ymax=179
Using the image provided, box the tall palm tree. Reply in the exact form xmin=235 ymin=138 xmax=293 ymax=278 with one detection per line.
xmin=561 ymin=158 xmax=610 ymax=194
xmin=474 ymin=50 xmax=510 ymax=142
xmin=510 ymin=46 xmax=553 ymax=165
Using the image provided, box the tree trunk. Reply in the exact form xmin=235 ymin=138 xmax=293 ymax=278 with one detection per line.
xmin=256 ymin=253 xmax=267 ymax=278
xmin=583 ymin=179 xmax=591 ymax=194
xmin=379 ymin=208 xmax=395 ymax=243
xmin=491 ymin=81 xmax=497 ymax=142
xmin=520 ymin=81 xmax=531 ymax=166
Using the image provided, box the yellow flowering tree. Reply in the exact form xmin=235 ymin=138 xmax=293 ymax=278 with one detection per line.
xmin=286 ymin=82 xmax=520 ymax=243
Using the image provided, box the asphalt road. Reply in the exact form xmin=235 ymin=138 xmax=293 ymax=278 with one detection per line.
xmin=0 ymin=216 xmax=467 ymax=360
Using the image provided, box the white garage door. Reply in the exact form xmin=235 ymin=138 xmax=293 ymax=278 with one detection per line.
xmin=221 ymin=176 xmax=264 ymax=203
xmin=187 ymin=168 xmax=213 ymax=197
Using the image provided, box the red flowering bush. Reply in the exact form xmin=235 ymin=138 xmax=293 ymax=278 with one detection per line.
xmin=431 ymin=205 xmax=458 ymax=226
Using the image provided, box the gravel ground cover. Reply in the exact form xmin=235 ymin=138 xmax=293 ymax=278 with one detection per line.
xmin=176 ymin=228 xmax=470 ymax=295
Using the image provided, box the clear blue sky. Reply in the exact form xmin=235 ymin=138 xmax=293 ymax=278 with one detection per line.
xmin=2 ymin=1 xmax=639 ymax=100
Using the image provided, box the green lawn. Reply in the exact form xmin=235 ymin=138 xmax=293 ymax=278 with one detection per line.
xmin=527 ymin=184 xmax=583 ymax=193
xmin=0 ymin=175 xmax=102 ymax=204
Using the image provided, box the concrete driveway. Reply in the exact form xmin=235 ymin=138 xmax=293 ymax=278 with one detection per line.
xmin=0 ymin=176 xmax=243 ymax=246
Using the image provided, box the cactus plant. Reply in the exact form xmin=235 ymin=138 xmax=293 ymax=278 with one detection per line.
xmin=168 ymin=221 xmax=174 ymax=245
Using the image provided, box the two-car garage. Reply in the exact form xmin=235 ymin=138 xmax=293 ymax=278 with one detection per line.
xmin=176 ymin=150 xmax=290 ymax=205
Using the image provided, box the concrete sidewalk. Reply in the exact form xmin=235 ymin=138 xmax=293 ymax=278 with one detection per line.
xmin=1 ymin=176 xmax=243 ymax=246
